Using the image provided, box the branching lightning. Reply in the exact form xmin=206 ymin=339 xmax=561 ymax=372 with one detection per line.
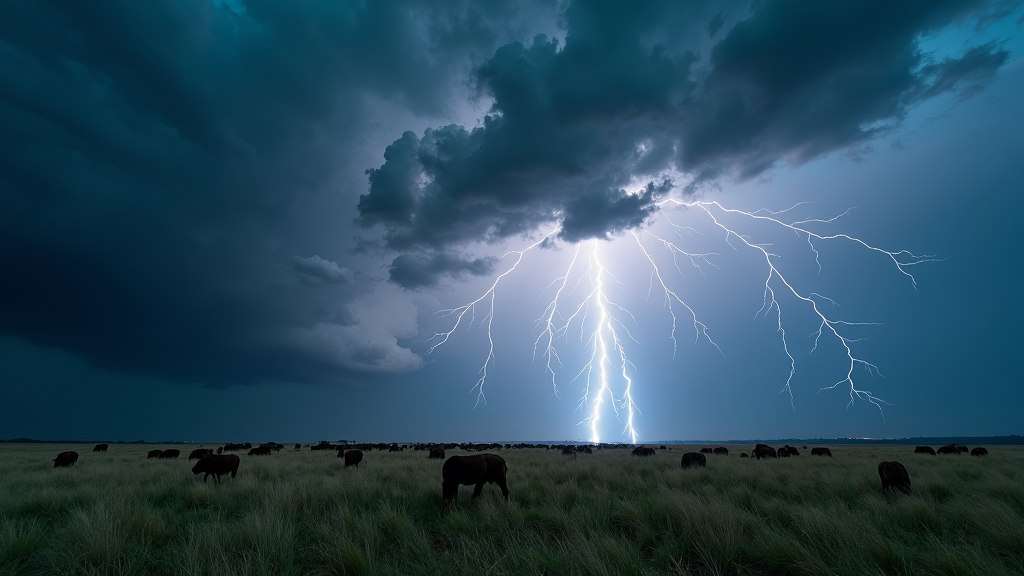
xmin=426 ymin=196 xmax=937 ymax=440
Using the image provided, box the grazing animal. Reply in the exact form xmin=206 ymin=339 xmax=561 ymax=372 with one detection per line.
xmin=159 ymin=449 xmax=180 ymax=459
xmin=810 ymin=447 xmax=832 ymax=457
xmin=92 ymin=443 xmax=108 ymax=452
xmin=631 ymin=446 xmax=656 ymax=457
xmin=783 ymin=445 xmax=800 ymax=456
xmin=699 ymin=447 xmax=714 ymax=454
xmin=341 ymin=449 xmax=363 ymax=468
xmin=680 ymin=452 xmax=707 ymax=468
xmin=294 ymin=443 xmax=301 ymax=451
xmin=955 ymin=444 xmax=969 ymax=454
xmin=740 ymin=453 xmax=749 ymax=458
xmin=216 ymin=447 xmax=223 ymax=454
xmin=561 ymin=446 xmax=576 ymax=456
xmin=429 ymin=447 xmax=446 ymax=459
xmin=936 ymin=444 xmax=960 ymax=455
xmin=753 ymin=444 xmax=777 ymax=460
xmin=914 ymin=446 xmax=936 ymax=455
xmin=53 ymin=451 xmax=79 ymax=468
xmin=878 ymin=461 xmax=912 ymax=495
xmin=442 ymin=454 xmax=509 ymax=503
xmin=191 ymin=454 xmax=240 ymax=484
xmin=971 ymin=447 xmax=988 ymax=456
xmin=248 ymin=446 xmax=272 ymax=456
xmin=188 ymin=448 xmax=213 ymax=460
xmin=147 ymin=449 xmax=162 ymax=459
xmin=713 ymin=446 xmax=729 ymax=456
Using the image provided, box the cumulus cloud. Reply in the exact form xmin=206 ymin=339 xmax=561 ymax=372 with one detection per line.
xmin=290 ymin=255 xmax=353 ymax=285
xmin=358 ymin=0 xmax=1011 ymax=286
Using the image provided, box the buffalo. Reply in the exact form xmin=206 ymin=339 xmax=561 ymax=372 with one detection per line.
xmin=248 ymin=446 xmax=272 ymax=456
xmin=878 ymin=461 xmax=912 ymax=495
xmin=429 ymin=447 xmax=446 ymax=459
xmin=340 ymin=449 xmax=363 ymax=468
xmin=216 ymin=447 xmax=223 ymax=454
xmin=680 ymin=452 xmax=707 ymax=468
xmin=442 ymin=454 xmax=509 ymax=503
xmin=971 ymin=447 xmax=988 ymax=456
xmin=740 ymin=452 xmax=749 ymax=458
xmin=147 ymin=449 xmax=162 ymax=459
xmin=936 ymin=444 xmax=960 ymax=455
xmin=561 ymin=446 xmax=576 ymax=456
xmin=713 ymin=447 xmax=729 ymax=456
xmin=631 ymin=446 xmax=656 ymax=457
xmin=914 ymin=446 xmax=936 ymax=455
xmin=92 ymin=443 xmax=108 ymax=452
xmin=753 ymin=444 xmax=777 ymax=460
xmin=188 ymin=448 xmax=213 ymax=460
xmin=158 ymin=449 xmax=180 ymax=459
xmin=955 ymin=444 xmax=969 ymax=454
xmin=782 ymin=445 xmax=800 ymax=456
xmin=810 ymin=447 xmax=832 ymax=457
xmin=294 ymin=443 xmax=301 ymax=451
xmin=699 ymin=447 xmax=714 ymax=454
xmin=192 ymin=454 xmax=240 ymax=484
xmin=53 ymin=451 xmax=79 ymax=468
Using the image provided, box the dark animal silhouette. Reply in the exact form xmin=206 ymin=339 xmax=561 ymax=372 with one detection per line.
xmin=936 ymin=444 xmax=960 ymax=455
xmin=680 ymin=452 xmax=707 ymax=468
xmin=561 ymin=446 xmax=576 ymax=456
xmin=971 ymin=447 xmax=988 ymax=456
xmin=92 ymin=443 xmax=108 ymax=452
xmin=753 ymin=444 xmax=777 ymax=459
xmin=188 ymin=448 xmax=213 ymax=460
xmin=878 ymin=461 xmax=912 ymax=494
xmin=713 ymin=446 xmax=729 ymax=456
xmin=147 ymin=449 xmax=162 ymax=459
xmin=340 ymin=449 xmax=363 ymax=468
xmin=429 ymin=447 xmax=445 ymax=459
xmin=740 ymin=453 xmax=749 ymax=458
xmin=631 ymin=446 xmax=656 ymax=457
xmin=914 ymin=446 xmax=936 ymax=455
xmin=248 ymin=446 xmax=272 ymax=456
xmin=53 ymin=451 xmax=79 ymax=468
xmin=810 ymin=447 xmax=832 ymax=457
xmin=699 ymin=447 xmax=713 ymax=454
xmin=216 ymin=447 xmax=223 ymax=454
xmin=442 ymin=454 xmax=509 ymax=503
xmin=159 ymin=449 xmax=180 ymax=459
xmin=955 ymin=444 xmax=969 ymax=454
xmin=192 ymin=454 xmax=240 ymax=484
xmin=782 ymin=445 xmax=800 ymax=456
xmin=294 ymin=443 xmax=301 ymax=451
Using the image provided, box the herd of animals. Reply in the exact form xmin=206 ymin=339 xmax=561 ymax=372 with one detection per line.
xmin=45 ymin=441 xmax=991 ymax=501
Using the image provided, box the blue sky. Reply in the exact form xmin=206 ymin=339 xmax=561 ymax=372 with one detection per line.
xmin=1 ymin=1 xmax=1021 ymax=443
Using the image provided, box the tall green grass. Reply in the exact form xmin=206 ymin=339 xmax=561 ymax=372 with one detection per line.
xmin=0 ymin=444 xmax=1020 ymax=575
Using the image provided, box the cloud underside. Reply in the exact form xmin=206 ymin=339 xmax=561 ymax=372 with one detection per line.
xmin=358 ymin=0 xmax=1010 ymax=287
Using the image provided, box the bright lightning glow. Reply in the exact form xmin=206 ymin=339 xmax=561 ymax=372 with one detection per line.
xmin=426 ymin=196 xmax=937 ymax=440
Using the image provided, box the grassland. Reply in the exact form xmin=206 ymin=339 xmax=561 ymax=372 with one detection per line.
xmin=0 ymin=443 xmax=1021 ymax=576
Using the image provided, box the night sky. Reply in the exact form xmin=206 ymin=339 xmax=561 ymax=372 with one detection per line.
xmin=2 ymin=1 xmax=1021 ymax=443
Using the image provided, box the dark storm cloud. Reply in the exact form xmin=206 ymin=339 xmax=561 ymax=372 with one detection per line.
xmin=388 ymin=253 xmax=498 ymax=289
xmin=0 ymin=0 xmax=553 ymax=386
xmin=358 ymin=0 xmax=1011 ymax=286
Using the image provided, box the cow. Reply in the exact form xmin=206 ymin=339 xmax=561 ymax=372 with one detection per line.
xmin=429 ymin=447 xmax=446 ymax=460
xmin=753 ymin=444 xmax=777 ymax=460
xmin=248 ymin=446 xmax=272 ymax=456
xmin=878 ymin=461 xmax=912 ymax=495
xmin=147 ymin=449 xmax=162 ymax=459
xmin=92 ymin=443 xmax=108 ymax=452
xmin=680 ymin=452 xmax=707 ymax=468
xmin=442 ymin=454 xmax=509 ymax=503
xmin=53 ymin=451 xmax=79 ymax=468
xmin=158 ymin=449 xmax=180 ymax=459
xmin=971 ymin=447 xmax=988 ymax=456
xmin=936 ymin=444 xmax=960 ymax=455
xmin=713 ymin=447 xmax=729 ymax=456
xmin=631 ymin=446 xmax=656 ymax=457
xmin=188 ymin=448 xmax=213 ymax=460
xmin=914 ymin=446 xmax=936 ymax=455
xmin=191 ymin=454 xmax=240 ymax=484
xmin=810 ymin=447 xmax=832 ymax=457
xmin=340 ymin=449 xmax=363 ymax=468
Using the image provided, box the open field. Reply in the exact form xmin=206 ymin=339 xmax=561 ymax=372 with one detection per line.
xmin=1 ymin=443 xmax=1022 ymax=576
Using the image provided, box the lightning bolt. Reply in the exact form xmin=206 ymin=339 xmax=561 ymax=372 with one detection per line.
xmin=426 ymin=196 xmax=936 ymax=438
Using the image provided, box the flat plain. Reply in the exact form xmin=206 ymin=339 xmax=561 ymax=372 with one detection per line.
xmin=1 ymin=443 xmax=1021 ymax=576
